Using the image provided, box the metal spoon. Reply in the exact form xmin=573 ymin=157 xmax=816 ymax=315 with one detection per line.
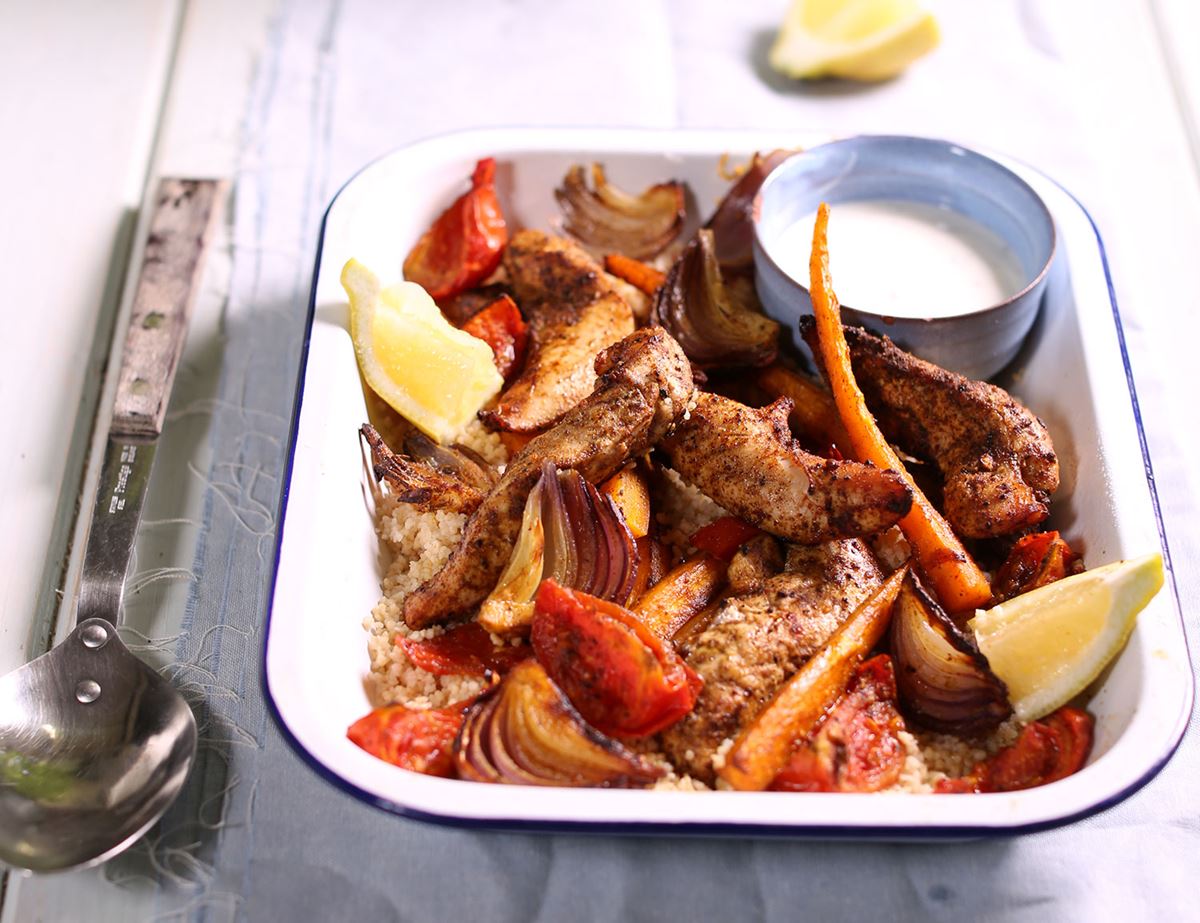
xmin=0 ymin=179 xmax=224 ymax=873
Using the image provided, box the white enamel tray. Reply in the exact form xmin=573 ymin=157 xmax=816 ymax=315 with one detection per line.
xmin=265 ymin=128 xmax=1192 ymax=837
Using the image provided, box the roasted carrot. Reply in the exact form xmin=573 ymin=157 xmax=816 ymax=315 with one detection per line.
xmin=719 ymin=566 xmax=907 ymax=792
xmin=604 ymin=253 xmax=666 ymax=296
xmin=808 ymin=204 xmax=991 ymax=613
xmin=634 ymin=554 xmax=728 ymax=639
xmin=600 ymin=466 xmax=652 ymax=538
xmin=756 ymin=364 xmax=850 ymax=449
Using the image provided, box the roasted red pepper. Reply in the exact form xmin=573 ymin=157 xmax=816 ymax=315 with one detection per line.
xmin=991 ymin=530 xmax=1083 ymax=603
xmin=690 ymin=516 xmax=761 ymax=562
xmin=460 ymin=294 xmax=529 ymax=380
xmin=770 ymin=654 xmax=907 ymax=793
xmin=531 ymin=579 xmax=702 ymax=738
xmin=403 ymin=157 xmax=508 ymax=300
xmin=347 ymin=700 xmax=473 ymax=776
xmin=934 ymin=706 xmax=1094 ymax=793
xmin=398 ymin=622 xmax=529 ymax=678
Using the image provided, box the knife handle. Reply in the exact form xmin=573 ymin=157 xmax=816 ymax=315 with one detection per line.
xmin=110 ymin=178 xmax=226 ymax=440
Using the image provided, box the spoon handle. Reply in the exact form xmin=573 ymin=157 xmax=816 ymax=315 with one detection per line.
xmin=111 ymin=178 xmax=226 ymax=439
xmin=76 ymin=179 xmax=225 ymax=626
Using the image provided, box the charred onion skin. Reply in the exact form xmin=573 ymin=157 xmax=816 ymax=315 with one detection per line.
xmin=652 ymin=230 xmax=779 ymax=368
xmin=454 ymin=660 xmax=664 ymax=787
xmin=555 ymin=163 xmax=685 ymax=261
xmin=890 ymin=573 xmax=1012 ymax=734
xmin=705 ymin=150 xmax=796 ymax=269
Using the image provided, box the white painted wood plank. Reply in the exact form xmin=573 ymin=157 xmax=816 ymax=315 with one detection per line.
xmin=0 ymin=2 xmax=181 ymax=672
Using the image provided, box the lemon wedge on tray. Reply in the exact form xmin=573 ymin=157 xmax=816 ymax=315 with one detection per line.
xmin=770 ymin=0 xmax=940 ymax=82
xmin=969 ymin=554 xmax=1165 ymax=722
xmin=342 ymin=259 xmax=502 ymax=443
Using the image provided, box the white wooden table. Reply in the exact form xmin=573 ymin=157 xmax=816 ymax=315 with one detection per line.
xmin=2 ymin=2 xmax=1197 ymax=919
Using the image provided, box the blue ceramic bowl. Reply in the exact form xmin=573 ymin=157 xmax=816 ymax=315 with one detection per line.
xmin=752 ymin=135 xmax=1056 ymax=381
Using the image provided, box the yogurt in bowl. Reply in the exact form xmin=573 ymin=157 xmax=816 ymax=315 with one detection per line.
xmin=753 ymin=135 xmax=1056 ymax=380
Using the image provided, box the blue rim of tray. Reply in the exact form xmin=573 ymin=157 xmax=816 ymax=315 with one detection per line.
xmin=262 ymin=131 xmax=1193 ymax=838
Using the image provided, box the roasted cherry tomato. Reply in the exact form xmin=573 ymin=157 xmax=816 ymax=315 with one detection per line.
xmin=991 ymin=530 xmax=1083 ymax=603
xmin=769 ymin=747 xmax=837 ymax=793
xmin=986 ymin=706 xmax=1094 ymax=791
xmin=460 ymin=294 xmax=529 ymax=380
xmin=934 ymin=706 xmax=1094 ymax=793
xmin=399 ymin=622 xmax=529 ymax=678
xmin=771 ymin=654 xmax=907 ymax=793
xmin=403 ymin=157 xmax=508 ymax=300
xmin=347 ymin=701 xmax=472 ymax=776
xmin=690 ymin=516 xmax=761 ymax=562
xmin=531 ymin=579 xmax=702 ymax=738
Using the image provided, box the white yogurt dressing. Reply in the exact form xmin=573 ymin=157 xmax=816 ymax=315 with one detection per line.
xmin=775 ymin=200 xmax=1027 ymax=318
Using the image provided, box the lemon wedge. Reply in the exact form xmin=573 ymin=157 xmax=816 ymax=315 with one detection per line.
xmin=342 ymin=259 xmax=502 ymax=443
xmin=770 ymin=0 xmax=940 ymax=82
xmin=969 ymin=554 xmax=1164 ymax=721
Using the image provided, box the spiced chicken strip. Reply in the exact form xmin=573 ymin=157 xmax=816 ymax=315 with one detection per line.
xmin=661 ymin=539 xmax=885 ymax=783
xmin=800 ymin=319 xmax=1059 ymax=538
xmin=662 ymin=392 xmax=912 ymax=544
xmin=479 ymin=230 xmax=636 ymax=432
xmin=404 ymin=327 xmax=694 ymax=629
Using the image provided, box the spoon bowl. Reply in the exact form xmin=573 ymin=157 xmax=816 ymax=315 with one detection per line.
xmin=0 ymin=619 xmax=197 ymax=872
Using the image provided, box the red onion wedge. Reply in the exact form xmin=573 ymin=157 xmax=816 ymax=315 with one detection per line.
xmin=555 ymin=163 xmax=685 ymax=261
xmin=705 ymin=150 xmax=797 ymax=269
xmin=479 ymin=463 xmax=638 ymax=637
xmin=454 ymin=660 xmax=665 ymax=787
xmin=652 ymin=229 xmax=779 ymax=369
xmin=890 ymin=572 xmax=1012 ymax=734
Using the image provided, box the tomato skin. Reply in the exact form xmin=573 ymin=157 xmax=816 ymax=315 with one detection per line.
xmin=770 ymin=654 xmax=906 ymax=793
xmin=531 ymin=580 xmax=701 ymax=738
xmin=460 ymin=294 xmax=529 ymax=380
xmin=770 ymin=747 xmax=836 ymax=793
xmin=991 ymin=530 xmax=1082 ymax=603
xmin=347 ymin=701 xmax=472 ymax=776
xmin=934 ymin=706 xmax=1095 ymax=794
xmin=690 ymin=516 xmax=761 ymax=562
xmin=398 ymin=622 xmax=529 ymax=677
xmin=403 ymin=157 xmax=508 ymax=300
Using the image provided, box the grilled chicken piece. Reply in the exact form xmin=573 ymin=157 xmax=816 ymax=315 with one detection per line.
xmin=726 ymin=534 xmax=784 ymax=596
xmin=479 ymin=230 xmax=636 ymax=433
xmin=801 ymin=320 xmax=1059 ymax=538
xmin=404 ymin=327 xmax=694 ymax=629
xmin=662 ymin=393 xmax=912 ymax=544
xmin=361 ymin=424 xmax=487 ymax=514
xmin=661 ymin=539 xmax=884 ymax=783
